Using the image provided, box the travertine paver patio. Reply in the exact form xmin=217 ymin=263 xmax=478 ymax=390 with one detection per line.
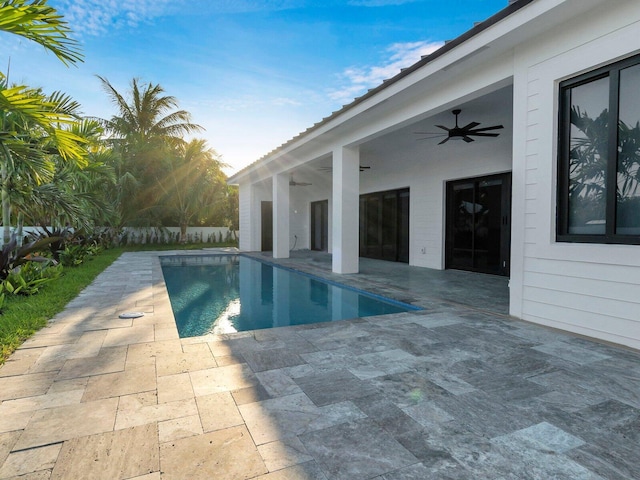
xmin=0 ymin=249 xmax=639 ymax=479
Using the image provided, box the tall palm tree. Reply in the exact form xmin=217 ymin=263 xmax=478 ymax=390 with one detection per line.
xmin=1 ymin=84 xmax=87 ymax=242
xmin=156 ymin=139 xmax=227 ymax=242
xmin=98 ymin=76 xmax=202 ymax=227
xmin=1 ymin=0 xmax=84 ymax=242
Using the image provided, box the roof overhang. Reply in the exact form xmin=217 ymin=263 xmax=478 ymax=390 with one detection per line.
xmin=228 ymin=0 xmax=605 ymax=185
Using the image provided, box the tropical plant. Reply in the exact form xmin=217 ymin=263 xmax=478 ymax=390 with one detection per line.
xmin=0 ymin=0 xmax=83 ymax=66
xmin=17 ymin=118 xmax=118 ymax=232
xmin=1 ymin=83 xmax=88 ymax=243
xmin=1 ymin=0 xmax=84 ymax=243
xmin=97 ymin=76 xmax=203 ymax=227
xmin=156 ymin=139 xmax=228 ymax=242
xmin=2 ymin=260 xmax=61 ymax=296
xmin=0 ymin=232 xmax=58 ymax=280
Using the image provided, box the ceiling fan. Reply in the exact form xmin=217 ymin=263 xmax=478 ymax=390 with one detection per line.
xmin=317 ymin=166 xmax=371 ymax=173
xmin=414 ymin=109 xmax=504 ymax=144
xmin=289 ymin=175 xmax=312 ymax=187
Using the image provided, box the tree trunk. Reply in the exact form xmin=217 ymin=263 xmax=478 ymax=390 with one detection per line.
xmin=1 ymin=156 xmax=10 ymax=245
xmin=179 ymin=222 xmax=187 ymax=244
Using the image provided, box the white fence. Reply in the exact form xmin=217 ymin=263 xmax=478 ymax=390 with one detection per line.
xmin=121 ymin=227 xmax=237 ymax=244
xmin=2 ymin=226 xmax=238 ymax=245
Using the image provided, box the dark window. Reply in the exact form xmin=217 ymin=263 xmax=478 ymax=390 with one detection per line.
xmin=557 ymin=54 xmax=640 ymax=244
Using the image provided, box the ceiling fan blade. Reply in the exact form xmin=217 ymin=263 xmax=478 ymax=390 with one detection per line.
xmin=461 ymin=122 xmax=480 ymax=130
xmin=435 ymin=125 xmax=451 ymax=132
xmin=468 ymin=125 xmax=504 ymax=133
xmin=413 ymin=131 xmax=447 ymax=135
xmin=463 ymin=136 xmax=474 ymax=143
xmin=470 ymin=132 xmax=501 ymax=137
xmin=438 ymin=137 xmax=450 ymax=145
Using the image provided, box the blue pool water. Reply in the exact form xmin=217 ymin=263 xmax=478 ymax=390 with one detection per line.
xmin=160 ymin=254 xmax=420 ymax=337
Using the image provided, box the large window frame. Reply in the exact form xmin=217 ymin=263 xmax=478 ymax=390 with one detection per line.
xmin=557 ymin=54 xmax=640 ymax=245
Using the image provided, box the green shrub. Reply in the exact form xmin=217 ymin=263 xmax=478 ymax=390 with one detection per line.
xmin=1 ymin=262 xmax=63 ymax=297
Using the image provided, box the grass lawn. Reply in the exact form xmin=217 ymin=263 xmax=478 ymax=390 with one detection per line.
xmin=0 ymin=242 xmax=237 ymax=364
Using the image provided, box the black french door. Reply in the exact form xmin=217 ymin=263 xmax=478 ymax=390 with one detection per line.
xmin=261 ymin=201 xmax=273 ymax=252
xmin=446 ymin=173 xmax=511 ymax=276
xmin=310 ymin=200 xmax=329 ymax=251
xmin=359 ymin=188 xmax=409 ymax=263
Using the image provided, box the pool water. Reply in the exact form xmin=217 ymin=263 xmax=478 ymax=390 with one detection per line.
xmin=160 ymin=254 xmax=420 ymax=337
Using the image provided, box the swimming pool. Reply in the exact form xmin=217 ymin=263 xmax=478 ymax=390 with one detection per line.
xmin=160 ymin=254 xmax=420 ymax=337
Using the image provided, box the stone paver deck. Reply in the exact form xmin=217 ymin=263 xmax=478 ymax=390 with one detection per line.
xmin=0 ymin=250 xmax=639 ymax=479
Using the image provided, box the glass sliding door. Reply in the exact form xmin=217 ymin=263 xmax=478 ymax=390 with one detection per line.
xmin=261 ymin=201 xmax=273 ymax=252
xmin=446 ymin=174 xmax=511 ymax=276
xmin=310 ymin=200 xmax=329 ymax=251
xmin=359 ymin=188 xmax=409 ymax=263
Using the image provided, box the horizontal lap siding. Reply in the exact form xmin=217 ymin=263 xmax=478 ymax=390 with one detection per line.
xmin=517 ymin=4 xmax=640 ymax=350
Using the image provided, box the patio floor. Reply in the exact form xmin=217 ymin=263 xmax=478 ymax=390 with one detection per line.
xmin=0 ymin=249 xmax=639 ymax=479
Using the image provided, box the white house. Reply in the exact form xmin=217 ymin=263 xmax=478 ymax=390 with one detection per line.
xmin=228 ymin=0 xmax=640 ymax=350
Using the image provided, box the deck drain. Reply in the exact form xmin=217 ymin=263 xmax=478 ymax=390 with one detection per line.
xmin=119 ymin=312 xmax=145 ymax=319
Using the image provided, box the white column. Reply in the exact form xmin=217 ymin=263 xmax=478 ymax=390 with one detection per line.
xmin=238 ymin=182 xmax=256 ymax=251
xmin=272 ymin=266 xmax=291 ymax=327
xmin=332 ymin=146 xmax=359 ymax=274
xmin=272 ymin=173 xmax=290 ymax=259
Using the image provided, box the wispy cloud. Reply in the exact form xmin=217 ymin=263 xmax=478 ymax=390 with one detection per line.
xmin=54 ymin=0 xmax=174 ymax=36
xmin=53 ymin=0 xmax=317 ymax=35
xmin=328 ymin=40 xmax=443 ymax=105
xmin=206 ymin=94 xmax=302 ymax=112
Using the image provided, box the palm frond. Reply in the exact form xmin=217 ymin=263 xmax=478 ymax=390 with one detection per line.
xmin=0 ymin=0 xmax=83 ymax=66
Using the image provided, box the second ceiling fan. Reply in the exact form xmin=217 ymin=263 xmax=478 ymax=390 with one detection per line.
xmin=414 ymin=109 xmax=504 ymax=144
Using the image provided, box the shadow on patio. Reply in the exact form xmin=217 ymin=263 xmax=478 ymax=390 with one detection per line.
xmin=0 ymin=249 xmax=638 ymax=479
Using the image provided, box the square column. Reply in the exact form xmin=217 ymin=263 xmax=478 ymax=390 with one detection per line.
xmin=238 ymin=182 xmax=257 ymax=251
xmin=332 ymin=146 xmax=360 ymax=274
xmin=272 ymin=173 xmax=290 ymax=259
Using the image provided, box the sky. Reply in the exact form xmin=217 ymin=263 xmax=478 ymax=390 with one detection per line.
xmin=0 ymin=0 xmax=508 ymax=174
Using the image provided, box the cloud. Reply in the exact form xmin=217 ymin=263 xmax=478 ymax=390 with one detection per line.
xmin=328 ymin=40 xmax=443 ymax=105
xmin=205 ymin=95 xmax=302 ymax=112
xmin=52 ymin=0 xmax=316 ymax=34
xmin=53 ymin=0 xmax=174 ymax=36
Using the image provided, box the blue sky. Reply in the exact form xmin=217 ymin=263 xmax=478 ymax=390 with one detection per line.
xmin=1 ymin=0 xmax=508 ymax=173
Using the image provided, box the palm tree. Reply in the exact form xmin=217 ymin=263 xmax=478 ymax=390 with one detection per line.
xmin=98 ymin=76 xmax=202 ymax=227
xmin=0 ymin=0 xmax=83 ymax=66
xmin=1 ymin=0 xmax=84 ymax=242
xmin=19 ymin=119 xmax=117 ymax=231
xmin=1 ymin=84 xmax=87 ymax=242
xmin=157 ymin=139 xmax=228 ymax=243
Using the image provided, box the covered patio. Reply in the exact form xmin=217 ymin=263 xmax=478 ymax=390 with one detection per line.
xmin=248 ymin=250 xmax=510 ymax=316
xmin=0 ymin=249 xmax=638 ymax=479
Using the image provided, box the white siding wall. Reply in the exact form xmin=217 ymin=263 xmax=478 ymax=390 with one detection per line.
xmin=289 ymin=172 xmax=332 ymax=251
xmin=235 ymin=0 xmax=640 ymax=350
xmin=358 ymin=139 xmax=512 ymax=269
xmin=238 ymin=181 xmax=271 ymax=251
xmin=511 ymin=1 xmax=640 ymax=349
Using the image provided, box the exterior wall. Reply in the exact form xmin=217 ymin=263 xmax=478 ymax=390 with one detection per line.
xmin=233 ymin=0 xmax=640 ymax=349
xmin=358 ymin=138 xmax=512 ymax=269
xmin=511 ymin=0 xmax=640 ymax=349
xmin=289 ymin=172 xmax=332 ymax=251
xmin=242 ymin=181 xmax=272 ymax=251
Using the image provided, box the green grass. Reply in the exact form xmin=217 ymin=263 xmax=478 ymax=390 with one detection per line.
xmin=0 ymin=241 xmax=238 ymax=364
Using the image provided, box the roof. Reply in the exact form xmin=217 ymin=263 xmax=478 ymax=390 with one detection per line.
xmin=228 ymin=0 xmax=536 ymax=183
